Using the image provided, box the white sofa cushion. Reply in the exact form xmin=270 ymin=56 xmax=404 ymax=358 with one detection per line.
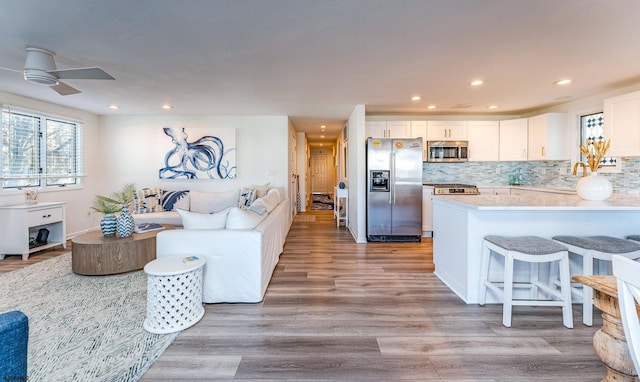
xmin=190 ymin=190 xmax=238 ymax=213
xmin=177 ymin=208 xmax=229 ymax=229
xmin=251 ymin=182 xmax=271 ymax=198
xmin=132 ymin=211 xmax=182 ymax=226
xmin=226 ymin=207 xmax=267 ymax=230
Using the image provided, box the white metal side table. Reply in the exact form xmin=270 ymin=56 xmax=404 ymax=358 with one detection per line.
xmin=143 ymin=256 xmax=206 ymax=334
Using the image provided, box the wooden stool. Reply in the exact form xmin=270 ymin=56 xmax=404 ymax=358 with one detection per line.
xmin=480 ymin=235 xmax=573 ymax=328
xmin=552 ymin=235 xmax=640 ymax=326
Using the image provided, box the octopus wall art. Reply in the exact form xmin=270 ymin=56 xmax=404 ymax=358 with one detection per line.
xmin=158 ymin=126 xmax=236 ymax=180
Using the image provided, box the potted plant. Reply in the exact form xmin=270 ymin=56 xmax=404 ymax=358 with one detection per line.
xmin=91 ymin=183 xmax=136 ymax=236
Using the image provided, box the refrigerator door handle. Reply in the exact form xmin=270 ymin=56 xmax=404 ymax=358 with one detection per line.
xmin=391 ymin=152 xmax=396 ymax=204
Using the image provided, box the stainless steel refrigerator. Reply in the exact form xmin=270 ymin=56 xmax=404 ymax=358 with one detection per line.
xmin=366 ymin=137 xmax=423 ymax=242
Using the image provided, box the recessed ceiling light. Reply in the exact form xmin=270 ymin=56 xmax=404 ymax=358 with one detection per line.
xmin=487 ymin=105 xmax=499 ymax=109
xmin=470 ymin=80 xmax=484 ymax=86
xmin=162 ymin=104 xmax=173 ymax=110
xmin=427 ymin=105 xmax=436 ymax=110
xmin=108 ymin=104 xmax=119 ymax=110
xmin=320 ymin=135 xmax=325 ymax=138
xmin=320 ymin=125 xmax=326 ymax=128
xmin=554 ymin=79 xmax=572 ymax=86
xmin=411 ymin=96 xmax=422 ymax=101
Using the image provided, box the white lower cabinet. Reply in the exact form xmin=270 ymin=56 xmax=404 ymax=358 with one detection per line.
xmin=0 ymin=202 xmax=67 ymax=260
xmin=422 ymin=187 xmax=434 ymax=236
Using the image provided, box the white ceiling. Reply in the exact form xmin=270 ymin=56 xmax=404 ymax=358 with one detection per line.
xmin=1 ymin=0 xmax=640 ymax=144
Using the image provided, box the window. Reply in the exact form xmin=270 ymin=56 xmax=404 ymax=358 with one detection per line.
xmin=1 ymin=107 xmax=83 ymax=189
xmin=580 ymin=112 xmax=616 ymax=167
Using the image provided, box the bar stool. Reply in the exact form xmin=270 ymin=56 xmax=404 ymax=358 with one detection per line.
xmin=479 ymin=235 xmax=573 ymax=328
xmin=552 ymin=235 xmax=640 ymax=326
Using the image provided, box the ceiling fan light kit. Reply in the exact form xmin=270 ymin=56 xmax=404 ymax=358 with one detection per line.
xmin=1 ymin=46 xmax=115 ymax=96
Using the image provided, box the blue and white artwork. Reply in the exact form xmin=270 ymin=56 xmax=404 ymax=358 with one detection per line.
xmin=158 ymin=127 xmax=236 ymax=180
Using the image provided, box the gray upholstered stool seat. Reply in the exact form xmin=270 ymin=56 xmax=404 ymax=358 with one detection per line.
xmin=552 ymin=235 xmax=640 ymax=326
xmin=626 ymin=235 xmax=640 ymax=243
xmin=480 ymin=235 xmax=573 ymax=328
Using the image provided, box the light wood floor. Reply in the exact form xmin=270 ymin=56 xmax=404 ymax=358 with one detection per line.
xmin=1 ymin=211 xmax=605 ymax=381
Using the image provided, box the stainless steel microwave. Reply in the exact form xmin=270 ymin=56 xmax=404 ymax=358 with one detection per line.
xmin=426 ymin=141 xmax=468 ymax=162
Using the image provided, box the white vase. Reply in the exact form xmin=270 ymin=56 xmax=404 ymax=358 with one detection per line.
xmin=576 ymin=172 xmax=613 ymax=201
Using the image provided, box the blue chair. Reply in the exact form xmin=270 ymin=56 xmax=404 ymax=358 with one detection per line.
xmin=0 ymin=310 xmax=29 ymax=380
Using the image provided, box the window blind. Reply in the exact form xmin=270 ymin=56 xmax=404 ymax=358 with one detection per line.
xmin=1 ymin=105 xmax=84 ymax=189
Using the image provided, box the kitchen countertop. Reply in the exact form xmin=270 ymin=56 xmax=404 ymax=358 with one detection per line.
xmin=432 ymin=193 xmax=640 ymax=210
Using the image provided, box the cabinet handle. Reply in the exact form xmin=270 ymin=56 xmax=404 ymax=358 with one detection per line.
xmin=43 ymin=214 xmax=51 ymax=218
xmin=541 ymin=147 xmax=545 ymax=156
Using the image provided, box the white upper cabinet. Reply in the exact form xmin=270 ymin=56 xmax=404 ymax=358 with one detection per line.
xmin=499 ymin=118 xmax=528 ymax=161
xmin=410 ymin=121 xmax=427 ymax=160
xmin=427 ymin=121 xmax=468 ymax=141
xmin=386 ymin=120 xmax=411 ymax=138
xmin=365 ymin=121 xmax=386 ymax=138
xmin=467 ymin=121 xmax=499 ymax=161
xmin=604 ymin=90 xmax=640 ymax=157
xmin=365 ymin=120 xmax=410 ymax=138
xmin=527 ymin=113 xmax=569 ymax=160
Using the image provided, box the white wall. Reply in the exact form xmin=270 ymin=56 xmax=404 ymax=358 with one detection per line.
xmin=347 ymin=104 xmax=366 ymax=243
xmin=0 ymin=92 xmax=102 ymax=237
xmin=98 ymin=115 xmax=290 ymax=198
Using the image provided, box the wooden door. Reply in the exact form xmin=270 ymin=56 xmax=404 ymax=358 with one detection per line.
xmin=311 ymin=154 xmax=328 ymax=194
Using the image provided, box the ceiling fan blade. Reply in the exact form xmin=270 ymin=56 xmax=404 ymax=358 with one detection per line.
xmin=48 ymin=67 xmax=115 ymax=80
xmin=51 ymin=81 xmax=81 ymax=96
xmin=0 ymin=66 xmax=22 ymax=74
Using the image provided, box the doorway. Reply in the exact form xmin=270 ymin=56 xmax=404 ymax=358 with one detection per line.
xmin=310 ymin=154 xmax=329 ymax=194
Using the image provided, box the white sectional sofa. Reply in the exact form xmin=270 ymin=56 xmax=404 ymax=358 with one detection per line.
xmin=132 ymin=186 xmax=290 ymax=303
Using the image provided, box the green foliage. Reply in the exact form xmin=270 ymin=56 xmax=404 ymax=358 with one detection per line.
xmin=90 ymin=183 xmax=136 ymax=214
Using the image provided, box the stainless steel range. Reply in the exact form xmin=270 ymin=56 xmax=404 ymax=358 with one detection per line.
xmin=427 ymin=183 xmax=479 ymax=195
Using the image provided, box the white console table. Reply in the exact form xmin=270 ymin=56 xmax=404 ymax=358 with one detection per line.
xmin=0 ymin=202 xmax=67 ymax=260
xmin=333 ymin=186 xmax=348 ymax=227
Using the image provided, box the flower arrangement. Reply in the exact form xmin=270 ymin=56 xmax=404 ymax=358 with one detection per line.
xmin=90 ymin=183 xmax=136 ymax=215
xmin=578 ymin=139 xmax=611 ymax=173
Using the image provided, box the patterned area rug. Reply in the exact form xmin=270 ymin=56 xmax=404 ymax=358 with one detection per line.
xmin=311 ymin=193 xmax=334 ymax=210
xmin=0 ymin=253 xmax=178 ymax=382
xmin=293 ymin=214 xmax=316 ymax=222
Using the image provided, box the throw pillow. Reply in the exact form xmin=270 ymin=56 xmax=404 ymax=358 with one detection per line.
xmin=238 ymin=187 xmax=257 ymax=209
xmin=162 ymin=190 xmax=190 ymax=211
xmin=251 ymin=182 xmax=271 ymax=198
xmin=225 ymin=207 xmax=267 ymax=230
xmin=190 ymin=190 xmax=239 ymax=213
xmin=133 ymin=187 xmax=163 ymax=214
xmin=177 ymin=208 xmax=228 ymax=230
xmin=257 ymin=190 xmax=279 ymax=213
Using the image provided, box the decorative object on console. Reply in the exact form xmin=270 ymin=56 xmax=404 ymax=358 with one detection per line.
xmin=158 ymin=126 xmax=236 ymax=180
xmin=116 ymin=205 xmax=136 ymax=238
xmin=24 ymin=188 xmax=39 ymax=204
xmin=575 ymin=139 xmax=613 ymax=201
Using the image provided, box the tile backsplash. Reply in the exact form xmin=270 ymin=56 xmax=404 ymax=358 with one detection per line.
xmin=422 ymin=157 xmax=640 ymax=193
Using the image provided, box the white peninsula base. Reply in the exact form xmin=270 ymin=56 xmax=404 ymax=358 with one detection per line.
xmin=432 ymin=194 xmax=640 ymax=304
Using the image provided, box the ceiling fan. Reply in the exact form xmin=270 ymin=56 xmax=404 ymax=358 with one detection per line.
xmin=0 ymin=46 xmax=115 ymax=96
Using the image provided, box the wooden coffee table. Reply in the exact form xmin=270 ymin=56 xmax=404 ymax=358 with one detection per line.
xmin=71 ymin=225 xmax=176 ymax=275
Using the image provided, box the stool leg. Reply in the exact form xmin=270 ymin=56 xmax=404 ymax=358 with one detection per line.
xmin=558 ymin=256 xmax=574 ymax=329
xmin=479 ymin=242 xmax=490 ymax=305
xmin=530 ymin=262 xmax=540 ymax=300
xmin=582 ymin=254 xmax=594 ymax=326
xmin=503 ymin=252 xmax=514 ymax=327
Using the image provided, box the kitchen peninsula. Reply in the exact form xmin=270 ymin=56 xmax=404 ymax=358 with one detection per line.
xmin=432 ymin=193 xmax=640 ymax=304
